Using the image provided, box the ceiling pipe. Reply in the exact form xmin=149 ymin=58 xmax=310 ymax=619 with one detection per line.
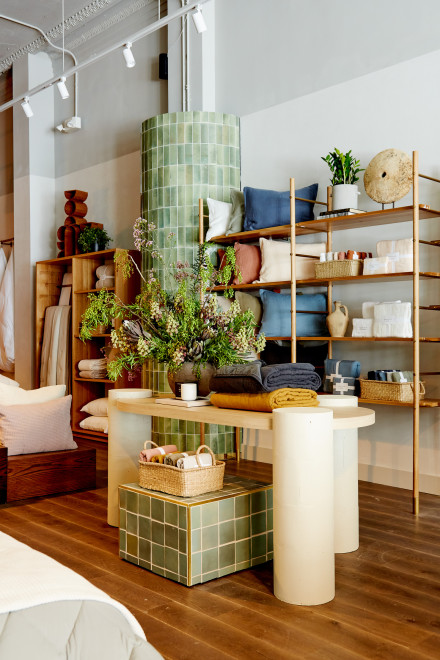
xmin=0 ymin=0 xmax=210 ymax=115
xmin=0 ymin=13 xmax=78 ymax=115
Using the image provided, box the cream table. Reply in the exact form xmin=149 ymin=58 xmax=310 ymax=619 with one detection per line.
xmin=108 ymin=389 xmax=374 ymax=605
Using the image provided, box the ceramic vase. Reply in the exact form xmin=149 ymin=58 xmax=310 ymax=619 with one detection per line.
xmin=332 ymin=184 xmax=360 ymax=211
xmin=326 ymin=301 xmax=349 ymax=337
xmin=167 ymin=362 xmax=216 ymax=397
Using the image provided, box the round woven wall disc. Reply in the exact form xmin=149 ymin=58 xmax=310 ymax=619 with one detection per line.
xmin=363 ymin=149 xmax=412 ymax=204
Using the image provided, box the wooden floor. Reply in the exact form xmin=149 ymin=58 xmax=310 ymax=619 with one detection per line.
xmin=1 ymin=440 xmax=440 ymax=659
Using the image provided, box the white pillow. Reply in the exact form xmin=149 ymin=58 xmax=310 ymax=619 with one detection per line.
xmin=206 ymin=199 xmax=232 ymax=241
xmin=0 ymin=395 xmax=77 ymax=455
xmin=0 ymin=383 xmax=66 ymax=406
xmin=258 ymin=238 xmax=326 ymax=282
xmin=79 ymin=416 xmax=108 ymax=434
xmin=0 ymin=374 xmax=19 ymax=387
xmin=80 ymin=397 xmax=108 ymax=417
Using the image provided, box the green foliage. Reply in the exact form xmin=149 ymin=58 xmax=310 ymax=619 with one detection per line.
xmin=217 ymin=245 xmax=241 ymax=297
xmin=80 ymin=216 xmax=265 ymax=381
xmin=78 ymin=226 xmax=112 ymax=253
xmin=321 ymin=148 xmax=364 ymax=185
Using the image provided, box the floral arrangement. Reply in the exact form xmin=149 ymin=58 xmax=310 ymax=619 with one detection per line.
xmin=80 ymin=217 xmax=265 ymax=381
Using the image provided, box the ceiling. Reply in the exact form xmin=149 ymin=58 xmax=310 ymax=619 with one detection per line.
xmin=0 ymin=0 xmax=167 ymax=75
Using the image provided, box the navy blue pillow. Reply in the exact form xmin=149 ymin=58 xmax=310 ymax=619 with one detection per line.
xmin=259 ymin=290 xmax=328 ymax=337
xmin=243 ymin=183 xmax=318 ymax=231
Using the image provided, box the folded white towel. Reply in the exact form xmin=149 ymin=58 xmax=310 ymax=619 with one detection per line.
xmin=373 ymin=302 xmax=412 ymax=337
xmin=352 ymin=318 xmax=373 ymax=337
xmin=363 ymin=257 xmax=389 ymax=275
xmin=96 ymin=276 xmax=115 ymax=290
xmin=376 ymin=238 xmax=413 ymax=273
xmin=362 ymin=302 xmax=380 ymax=319
xmin=96 ymin=264 xmax=115 ymax=279
xmin=78 ymin=358 xmax=107 ymax=371
xmin=176 ymin=453 xmax=213 ymax=469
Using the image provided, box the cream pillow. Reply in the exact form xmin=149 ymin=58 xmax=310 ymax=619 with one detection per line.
xmin=258 ymin=238 xmax=326 ymax=282
xmin=0 ymin=374 xmax=20 ymax=387
xmin=0 ymin=383 xmax=66 ymax=406
xmin=0 ymin=395 xmax=77 ymax=455
xmin=206 ymin=198 xmax=232 ymax=241
xmin=79 ymin=416 xmax=108 ymax=434
xmin=216 ymin=295 xmax=233 ymax=313
xmin=80 ymin=397 xmax=108 ymax=417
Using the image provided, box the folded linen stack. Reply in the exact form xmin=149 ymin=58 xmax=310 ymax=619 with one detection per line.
xmin=95 ymin=263 xmax=115 ymax=290
xmin=79 ymin=396 xmax=109 ymax=434
xmin=367 ymin=370 xmax=413 ymax=382
xmin=139 ymin=444 xmax=178 ymax=462
xmin=351 ymin=318 xmax=373 ymax=337
xmin=78 ymin=357 xmax=108 ymax=378
xmin=211 ymin=388 xmax=318 ymax=412
xmin=377 ymin=238 xmax=413 ymax=273
xmin=373 ymin=302 xmax=412 ymax=337
xmin=323 ymin=359 xmax=361 ymax=394
xmin=209 ymin=361 xmax=321 ymax=394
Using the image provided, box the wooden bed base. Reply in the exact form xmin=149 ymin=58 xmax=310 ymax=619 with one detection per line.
xmin=0 ymin=446 xmax=96 ymax=503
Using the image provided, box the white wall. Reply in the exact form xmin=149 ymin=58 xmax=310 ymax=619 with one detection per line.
xmin=240 ymin=49 xmax=440 ymax=494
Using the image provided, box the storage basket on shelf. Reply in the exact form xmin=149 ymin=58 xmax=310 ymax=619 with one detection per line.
xmin=315 ymin=260 xmax=363 ymax=279
xmin=359 ymin=379 xmax=425 ymax=403
xmin=138 ymin=441 xmax=225 ymax=497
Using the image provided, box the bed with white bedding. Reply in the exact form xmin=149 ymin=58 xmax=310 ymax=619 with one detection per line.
xmin=0 ymin=531 xmax=162 ymax=659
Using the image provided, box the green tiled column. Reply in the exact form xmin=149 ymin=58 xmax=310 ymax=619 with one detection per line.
xmin=141 ymin=111 xmax=240 ymax=455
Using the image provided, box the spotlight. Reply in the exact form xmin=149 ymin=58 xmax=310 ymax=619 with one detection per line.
xmin=56 ymin=76 xmax=69 ymax=100
xmin=21 ymin=96 xmax=33 ymax=118
xmin=192 ymin=6 xmax=207 ymax=33
xmin=123 ymin=42 xmax=135 ymax=68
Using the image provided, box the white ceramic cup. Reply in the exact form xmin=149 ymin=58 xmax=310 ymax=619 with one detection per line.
xmin=181 ymin=382 xmax=197 ymax=401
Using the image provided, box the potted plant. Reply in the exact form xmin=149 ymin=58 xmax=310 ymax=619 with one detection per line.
xmin=78 ymin=226 xmax=112 ymax=253
xmin=321 ymin=148 xmax=364 ymax=210
xmin=80 ymin=217 xmax=265 ymax=395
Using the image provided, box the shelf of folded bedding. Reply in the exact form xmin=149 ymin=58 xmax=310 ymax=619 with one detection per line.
xmin=296 ymin=272 xmax=440 ymax=286
xmin=294 ymin=205 xmax=440 ymax=234
xmin=209 ymin=225 xmax=292 ymax=244
xmin=358 ymin=397 xmax=440 ymax=408
xmin=297 ymin=336 xmax=440 ymax=342
xmin=212 ymin=280 xmax=291 ymax=292
xmin=75 ymin=287 xmax=115 ymax=294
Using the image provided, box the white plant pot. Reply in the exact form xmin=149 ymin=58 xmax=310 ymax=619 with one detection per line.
xmin=332 ymin=184 xmax=360 ymax=211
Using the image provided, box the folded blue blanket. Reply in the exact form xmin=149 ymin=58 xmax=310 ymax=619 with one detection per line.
xmin=323 ymin=359 xmax=361 ymax=393
xmin=210 ymin=362 xmax=321 ymax=394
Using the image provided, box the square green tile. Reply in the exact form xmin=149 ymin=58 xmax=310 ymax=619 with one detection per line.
xmin=126 ymin=534 xmax=138 ymax=557
xmin=267 ymin=508 xmax=273 ymax=530
xmin=119 ymin=488 xmax=127 ymax=509
xmin=202 ymin=548 xmax=218 ymax=574
xmin=139 ymin=516 xmax=151 ymax=540
xmin=179 ymin=506 xmax=187 ymax=530
xmin=268 ymin=532 xmax=273 ymax=553
xmin=191 ymin=551 xmax=201 ymax=578
xmin=151 ymin=543 xmax=165 ymax=568
xmin=251 ymin=511 xmax=267 ymax=536
xmin=139 ymin=538 xmax=151 ymax=562
xmin=119 ymin=508 xmax=126 ymax=530
xmin=165 ymin=547 xmax=179 ymax=574
xmin=201 ymin=502 xmax=218 ymax=526
xmin=165 ymin=502 xmax=178 ymax=526
xmin=139 ymin=495 xmax=150 ymax=518
xmin=191 ymin=507 xmax=201 ymax=529
xmin=151 ymin=498 xmax=164 ymax=522
xmin=251 ymin=534 xmax=266 ymax=559
xmin=119 ymin=529 xmax=126 ymax=552
xmin=235 ymin=495 xmax=250 ymax=518
xmin=179 ymin=529 xmax=187 ymax=553
xmin=202 ymin=525 xmax=218 ymax=550
xmin=179 ymin=552 xmax=188 ymax=578
xmin=236 ymin=539 xmax=251 ymax=564
xmin=251 ymin=491 xmax=266 ymax=514
xmin=267 ymin=489 xmax=273 ymax=508
xmin=191 ymin=528 xmax=201 ymax=553
xmin=219 ymin=543 xmax=235 ymax=569
xmin=219 ymin=520 xmax=235 ymax=545
xmin=235 ymin=517 xmax=250 ymax=541
xmin=165 ymin=524 xmax=179 ymax=550
xmin=126 ymin=512 xmax=138 ymax=535
xmin=152 ymin=521 xmax=164 ymax=545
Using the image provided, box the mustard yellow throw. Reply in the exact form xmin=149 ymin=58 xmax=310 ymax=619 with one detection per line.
xmin=210 ymin=388 xmax=318 ymax=412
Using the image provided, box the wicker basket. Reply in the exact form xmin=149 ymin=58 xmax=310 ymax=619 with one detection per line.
xmin=139 ymin=441 xmax=225 ymax=497
xmin=359 ymin=379 xmax=425 ymax=403
xmin=315 ymin=259 xmax=363 ymax=279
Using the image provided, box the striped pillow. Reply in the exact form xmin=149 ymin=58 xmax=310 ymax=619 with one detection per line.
xmin=0 ymin=395 xmax=77 ymax=455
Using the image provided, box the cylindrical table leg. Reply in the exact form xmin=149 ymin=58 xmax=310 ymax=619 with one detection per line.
xmin=317 ymin=395 xmax=359 ymax=553
xmin=107 ymin=388 xmax=152 ymax=526
xmin=273 ymin=407 xmax=334 ymax=605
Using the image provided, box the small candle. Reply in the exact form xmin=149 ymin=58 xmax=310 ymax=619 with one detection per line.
xmin=181 ymin=383 xmax=197 ymax=401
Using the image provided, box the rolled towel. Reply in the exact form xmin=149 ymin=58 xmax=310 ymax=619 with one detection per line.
xmin=261 ymin=363 xmax=321 ymax=392
xmin=211 ymin=388 xmax=318 ymax=412
xmin=176 ymin=453 xmax=213 ymax=469
xmin=96 ymin=276 xmax=115 ymax=290
xmin=139 ymin=444 xmax=178 ymax=462
xmin=163 ymin=450 xmax=197 ymax=466
xmin=96 ymin=264 xmax=115 ymax=279
xmin=78 ymin=358 xmax=107 ymax=371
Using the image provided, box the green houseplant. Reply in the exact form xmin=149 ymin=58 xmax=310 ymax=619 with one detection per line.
xmin=80 ymin=217 xmax=265 ymax=389
xmin=78 ymin=226 xmax=112 ymax=253
xmin=321 ymin=148 xmax=364 ymax=211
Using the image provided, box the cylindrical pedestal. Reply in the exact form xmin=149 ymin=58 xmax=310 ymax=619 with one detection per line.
xmin=317 ymin=395 xmax=359 ymax=553
xmin=273 ymin=407 xmax=334 ymax=605
xmin=107 ymin=389 xmax=152 ymax=526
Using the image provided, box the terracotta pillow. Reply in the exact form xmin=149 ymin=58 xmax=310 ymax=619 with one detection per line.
xmin=233 ymin=242 xmax=261 ymax=285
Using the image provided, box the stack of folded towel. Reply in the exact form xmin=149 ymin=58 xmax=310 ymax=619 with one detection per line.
xmin=95 ymin=264 xmax=115 ymax=290
xmin=367 ymin=370 xmax=413 ymax=382
xmin=210 ymin=361 xmax=321 ymax=394
xmin=211 ymin=388 xmax=318 ymax=412
xmin=77 ymin=357 xmax=108 ymax=379
xmin=373 ymin=301 xmax=412 ymax=338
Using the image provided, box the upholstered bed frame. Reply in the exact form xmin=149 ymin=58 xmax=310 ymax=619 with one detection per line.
xmin=0 ymin=445 xmax=96 ymax=503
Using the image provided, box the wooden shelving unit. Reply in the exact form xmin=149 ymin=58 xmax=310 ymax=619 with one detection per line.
xmin=36 ymin=248 xmax=141 ymax=443
xmin=207 ymin=151 xmax=440 ymax=513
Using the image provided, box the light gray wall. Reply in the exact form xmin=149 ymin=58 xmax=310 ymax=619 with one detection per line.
xmin=215 ymin=0 xmax=440 ymax=117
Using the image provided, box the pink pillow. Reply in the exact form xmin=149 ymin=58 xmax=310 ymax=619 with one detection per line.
xmin=0 ymin=395 xmax=77 ymax=456
xmin=233 ymin=242 xmax=261 ymax=285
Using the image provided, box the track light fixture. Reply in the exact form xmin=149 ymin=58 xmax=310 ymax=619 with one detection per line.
xmin=123 ymin=42 xmax=136 ymax=68
xmin=192 ymin=5 xmax=207 ymax=33
xmin=21 ymin=97 xmax=33 ymax=118
xmin=56 ymin=76 xmax=70 ymax=100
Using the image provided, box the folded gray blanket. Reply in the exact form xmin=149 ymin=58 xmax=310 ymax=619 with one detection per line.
xmin=210 ymin=361 xmax=321 ymax=394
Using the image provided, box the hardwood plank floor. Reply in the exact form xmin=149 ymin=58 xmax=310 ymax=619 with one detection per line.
xmin=1 ymin=438 xmax=440 ymax=659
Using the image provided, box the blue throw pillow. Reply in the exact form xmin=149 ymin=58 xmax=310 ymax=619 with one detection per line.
xmin=243 ymin=183 xmax=318 ymax=231
xmin=259 ymin=290 xmax=328 ymax=337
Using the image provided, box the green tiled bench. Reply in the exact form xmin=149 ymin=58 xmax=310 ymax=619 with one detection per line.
xmin=119 ymin=475 xmax=273 ymax=586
